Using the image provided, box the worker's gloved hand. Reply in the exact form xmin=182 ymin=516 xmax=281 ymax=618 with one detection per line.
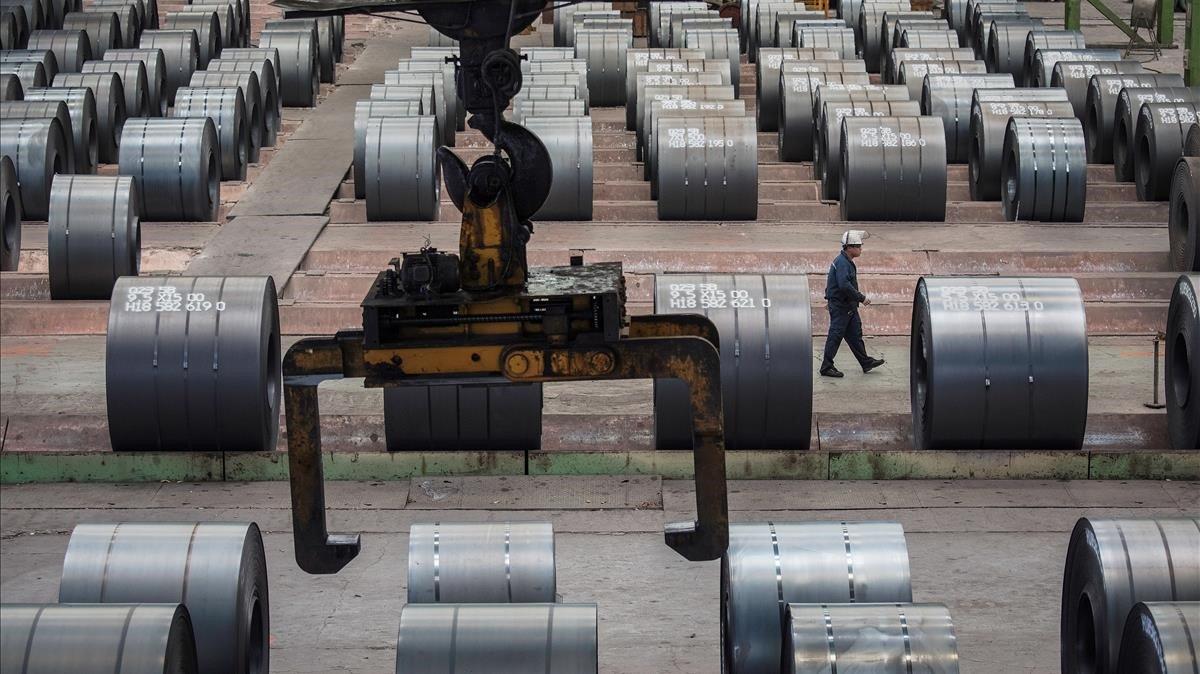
xmin=862 ymin=296 xmax=872 ymax=306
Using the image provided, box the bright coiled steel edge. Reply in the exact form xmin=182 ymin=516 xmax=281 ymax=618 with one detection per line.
xmin=1116 ymin=602 xmax=1200 ymax=673
xmin=785 ymin=603 xmax=960 ymax=673
xmin=1170 ymin=158 xmax=1200 ymax=272
xmin=0 ymin=155 xmax=21 ymax=271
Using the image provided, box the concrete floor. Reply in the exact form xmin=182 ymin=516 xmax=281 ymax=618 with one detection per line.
xmin=2 ymin=477 xmax=1196 ymax=673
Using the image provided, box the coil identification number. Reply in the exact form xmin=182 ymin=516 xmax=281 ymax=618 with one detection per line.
xmin=123 ymin=286 xmax=227 ymax=313
xmin=937 ymin=286 xmax=1045 ymax=312
xmin=667 ymin=127 xmax=730 ymax=148
xmin=859 ymin=125 xmax=926 ymax=148
xmin=668 ymin=283 xmax=771 ymax=310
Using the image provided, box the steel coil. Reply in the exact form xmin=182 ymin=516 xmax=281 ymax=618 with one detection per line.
xmin=1187 ymin=122 xmax=1200 ymax=156
xmin=383 ymin=70 xmax=453 ymax=146
xmin=189 ymin=70 xmax=261 ymax=159
xmin=47 ymin=175 xmax=138 ymax=298
xmin=777 ymin=71 xmax=873 ymax=161
xmin=819 ymin=99 xmax=921 ymax=199
xmin=635 ymin=73 xmax=728 ymax=150
xmin=569 ymin=10 xmax=619 ymax=46
xmin=104 ymin=48 xmax=167 ymax=116
xmin=985 ymin=18 xmax=1042 ymax=78
xmin=138 ymin=30 xmax=197 ymax=105
xmin=394 ymin=604 xmax=598 ymax=674
xmin=219 ymin=47 xmax=282 ymax=97
xmin=653 ymin=274 xmax=811 ymax=449
xmin=1 ymin=99 xmax=82 ymax=172
xmin=352 ymin=99 xmax=422 ymax=199
xmin=622 ymin=48 xmax=705 ymax=127
xmin=753 ymin=49 xmax=841 ymax=132
xmin=0 ymin=60 xmax=46 ymax=90
xmin=407 ymin=522 xmax=556 ymax=603
xmin=1134 ymin=102 xmax=1200 ymax=201
xmin=1051 ymin=60 xmax=1144 ymax=120
xmin=0 ymin=48 xmax=59 ymax=83
xmin=626 ymin=58 xmax=724 ymax=131
xmin=59 ymin=521 xmax=270 ymax=674
xmin=0 ymin=72 xmax=22 ymax=99
xmin=1030 ymin=48 xmax=1122 ymax=89
xmin=1167 ymin=274 xmax=1200 ymax=448
xmin=1085 ymin=75 xmax=1184 ymax=163
xmin=841 ymin=116 xmax=947 ymax=221
xmin=1061 ymin=517 xmax=1200 ymax=673
xmin=0 ymin=604 xmax=198 ymax=674
xmin=886 ymin=47 xmax=976 ymax=85
xmin=61 ymin=10 xmax=119 ymax=58
xmin=969 ymin=90 xmax=1073 ymax=200
xmin=1114 ymin=86 xmax=1198 ymax=182
xmin=161 ymin=11 xmax=218 ymax=68
xmin=21 ymin=87 xmax=97 ymax=173
xmin=652 ymin=1 xmax=705 ymax=47
xmin=646 ymin=98 xmax=745 ymax=189
xmin=911 ymin=276 xmax=1088 ymax=449
xmin=848 ymin=1 xmax=907 ymax=46
xmin=1171 ymin=159 xmax=1200 ymax=272
xmin=259 ymin=29 xmax=316 ymax=107
xmin=777 ymin=14 xmax=836 ymax=48
xmin=882 ymin=18 xmax=949 ymax=65
xmin=795 ymin=26 xmax=855 ymax=57
xmin=369 ymin=82 xmax=433 ymax=117
xmin=1021 ymin=29 xmax=1086 ymax=86
xmin=0 ymin=155 xmax=20 ymax=271
xmin=722 ymin=521 xmax=912 ymax=674
xmin=105 ymin=276 xmax=280 ymax=451
xmin=785 ymin=603 xmax=960 ymax=673
xmin=524 ymin=115 xmax=592 ymax=220
xmin=511 ymin=98 xmax=585 ymax=124
xmin=524 ymin=72 xmax=588 ymax=108
xmin=0 ymin=117 xmax=69 ymax=219
xmin=117 ymin=117 xmax=218 ymax=221
xmin=26 ymin=29 xmax=90 ymax=71
xmin=174 ymin=86 xmax=247 ymax=179
xmin=81 ymin=58 xmax=148 ymax=118
xmin=264 ymin=18 xmax=333 ymax=83
xmin=553 ymin=1 xmax=607 ymax=46
xmin=179 ymin=4 xmax=232 ymax=53
xmin=364 ymin=115 xmax=439 ymax=221
xmin=675 ymin=16 xmax=730 ymax=48
xmin=92 ymin=0 xmax=153 ymax=31
xmin=51 ymin=72 xmax=122 ymax=162
xmin=83 ymin=3 xmax=136 ymax=49
xmin=970 ymin=8 xmax=1029 ymax=57
xmin=1 ymin=8 xmax=27 ymax=50
xmin=921 ymin=73 xmax=1014 ymax=162
xmin=382 ymin=382 xmax=542 ymax=451
xmin=4 ymin=0 xmax=41 ymax=33
xmin=1117 ymin=602 xmax=1200 ymax=673
xmin=655 ymin=115 xmax=757 ymax=221
xmin=523 ymin=59 xmax=588 ymax=111
xmin=1001 ymin=116 xmax=1087 ymax=222
xmin=427 ymin=24 xmax=455 ymax=46
xmin=684 ymin=27 xmax=739 ymax=91
xmin=191 ymin=1 xmax=241 ymax=46
xmin=521 ymin=46 xmax=577 ymax=61
xmin=898 ymin=59 xmax=986 ymax=100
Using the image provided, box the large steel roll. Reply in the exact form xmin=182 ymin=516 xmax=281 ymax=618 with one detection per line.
xmin=26 ymin=29 xmax=91 ymax=72
xmin=985 ymin=18 xmax=1042 ymax=78
xmin=0 ymin=60 xmax=46 ymax=90
xmin=0 ymin=155 xmax=21 ymax=271
xmin=61 ymin=10 xmax=120 ymax=58
xmin=523 ymin=71 xmax=588 ymax=109
xmin=0 ymin=604 xmax=198 ymax=674
xmin=1022 ymin=29 xmax=1086 ymax=85
xmin=753 ymin=48 xmax=843 ymax=132
xmin=653 ymin=274 xmax=811 ymax=449
xmin=882 ymin=19 xmax=951 ymax=66
xmin=1051 ymin=60 xmax=1145 ymax=120
xmin=969 ymin=90 xmax=1073 ymax=200
xmin=1117 ymin=602 xmax=1200 ymax=673
xmin=921 ymin=73 xmax=1015 ymax=163
xmin=1 ymin=99 xmax=86 ymax=173
xmin=1061 ymin=518 xmax=1200 ymax=673
xmin=785 ymin=603 xmax=960 ymax=673
xmin=22 ymin=87 xmax=97 ymax=173
xmin=847 ymin=1 xmax=908 ymax=46
xmin=819 ymin=99 xmax=922 ymax=200
xmin=383 ymin=70 xmax=452 ymax=146
xmin=259 ymin=29 xmax=317 ymax=107
xmin=910 ymin=276 xmax=1088 ymax=449
xmin=841 ymin=116 xmax=948 ymax=221
xmin=1 ymin=8 xmax=28 ymax=50
xmin=572 ymin=28 xmax=628 ymax=106
xmin=161 ymin=11 xmax=218 ymax=67
xmin=263 ymin=18 xmax=332 ymax=83
xmin=188 ymin=69 xmax=261 ymax=159
xmin=177 ymin=5 xmax=231 ymax=54
xmin=635 ymin=72 xmax=727 ymax=148
xmin=860 ymin=9 xmax=932 ymax=71
xmin=369 ymin=82 xmax=433 ymax=114
xmin=1167 ymin=274 xmax=1200 ymax=448
xmin=394 ymin=59 xmax=459 ymax=130
xmin=796 ymin=26 xmax=855 ymax=57
xmin=54 ymin=71 xmax=125 ymax=162
xmin=722 ymin=521 xmax=912 ymax=674
xmin=625 ymin=58 xmax=724 ymax=129
xmin=216 ymin=47 xmax=281 ymax=94
xmin=81 ymin=58 xmax=149 ymax=117
xmin=511 ymin=98 xmax=585 ymax=124
xmin=1134 ymin=102 xmax=1200 ymax=201
xmin=0 ymin=72 xmax=22 ymax=100
xmin=897 ymin=59 xmax=986 ymax=100
xmin=623 ymin=47 xmax=706 ymax=128
xmin=363 ymin=115 xmax=439 ymax=221
xmin=352 ymin=99 xmax=422 ymax=199
xmin=1114 ymin=86 xmax=1198 ymax=182
xmin=1001 ymin=116 xmax=1087 ymax=222
xmin=683 ymin=27 xmax=739 ymax=91
xmin=383 ymin=381 xmax=542 ymax=451
xmin=174 ymin=86 xmax=247 ymax=179
xmin=777 ymin=71 xmax=873 ymax=161
xmin=0 ymin=48 xmax=59 ymax=83
xmin=524 ymin=115 xmax=592 ymax=220
xmin=106 ymin=276 xmax=281 ymax=451
xmin=1171 ymin=159 xmax=1200 ymax=272
xmin=646 ymin=98 xmax=746 ymax=190
xmin=47 ymin=175 xmax=138 ymax=299
xmin=192 ymin=0 xmax=241 ymax=48
xmin=104 ymin=47 xmax=167 ymax=116
xmin=83 ymin=3 xmax=137 ymax=49
xmin=0 ymin=117 xmax=70 ymax=219
xmin=395 ymin=604 xmax=598 ymax=674
xmin=138 ymin=29 xmax=197 ymax=105
xmin=59 ymin=521 xmax=270 ymax=674
xmin=655 ymin=115 xmax=757 ymax=221
xmin=206 ymin=59 xmax=278 ymax=145
xmin=971 ymin=8 xmax=1031 ymax=57
xmin=1030 ymin=48 xmax=1122 ymax=89
xmin=117 ymin=117 xmax=218 ymax=221
xmin=407 ymin=522 xmax=555 ymax=603
xmin=553 ymin=0 xmax=605 ymax=46
xmin=92 ymin=0 xmax=153 ymax=32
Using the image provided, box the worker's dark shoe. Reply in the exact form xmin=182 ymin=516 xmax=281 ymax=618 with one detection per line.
xmin=820 ymin=364 xmax=844 ymax=378
xmin=862 ymin=357 xmax=886 ymax=373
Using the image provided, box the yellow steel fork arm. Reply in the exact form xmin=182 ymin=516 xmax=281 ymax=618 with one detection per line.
xmin=282 ymin=330 xmax=729 ymax=574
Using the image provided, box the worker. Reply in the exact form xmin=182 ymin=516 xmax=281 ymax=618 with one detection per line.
xmin=821 ymin=230 xmax=886 ymax=378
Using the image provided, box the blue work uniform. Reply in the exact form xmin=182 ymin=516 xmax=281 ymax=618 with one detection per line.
xmin=822 ymin=250 xmax=871 ymax=368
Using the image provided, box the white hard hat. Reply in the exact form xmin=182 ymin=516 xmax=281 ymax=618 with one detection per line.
xmin=841 ymin=230 xmax=868 ymax=246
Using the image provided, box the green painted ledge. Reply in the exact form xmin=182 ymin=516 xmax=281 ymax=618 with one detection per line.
xmin=2 ymin=450 xmax=1197 ymax=483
